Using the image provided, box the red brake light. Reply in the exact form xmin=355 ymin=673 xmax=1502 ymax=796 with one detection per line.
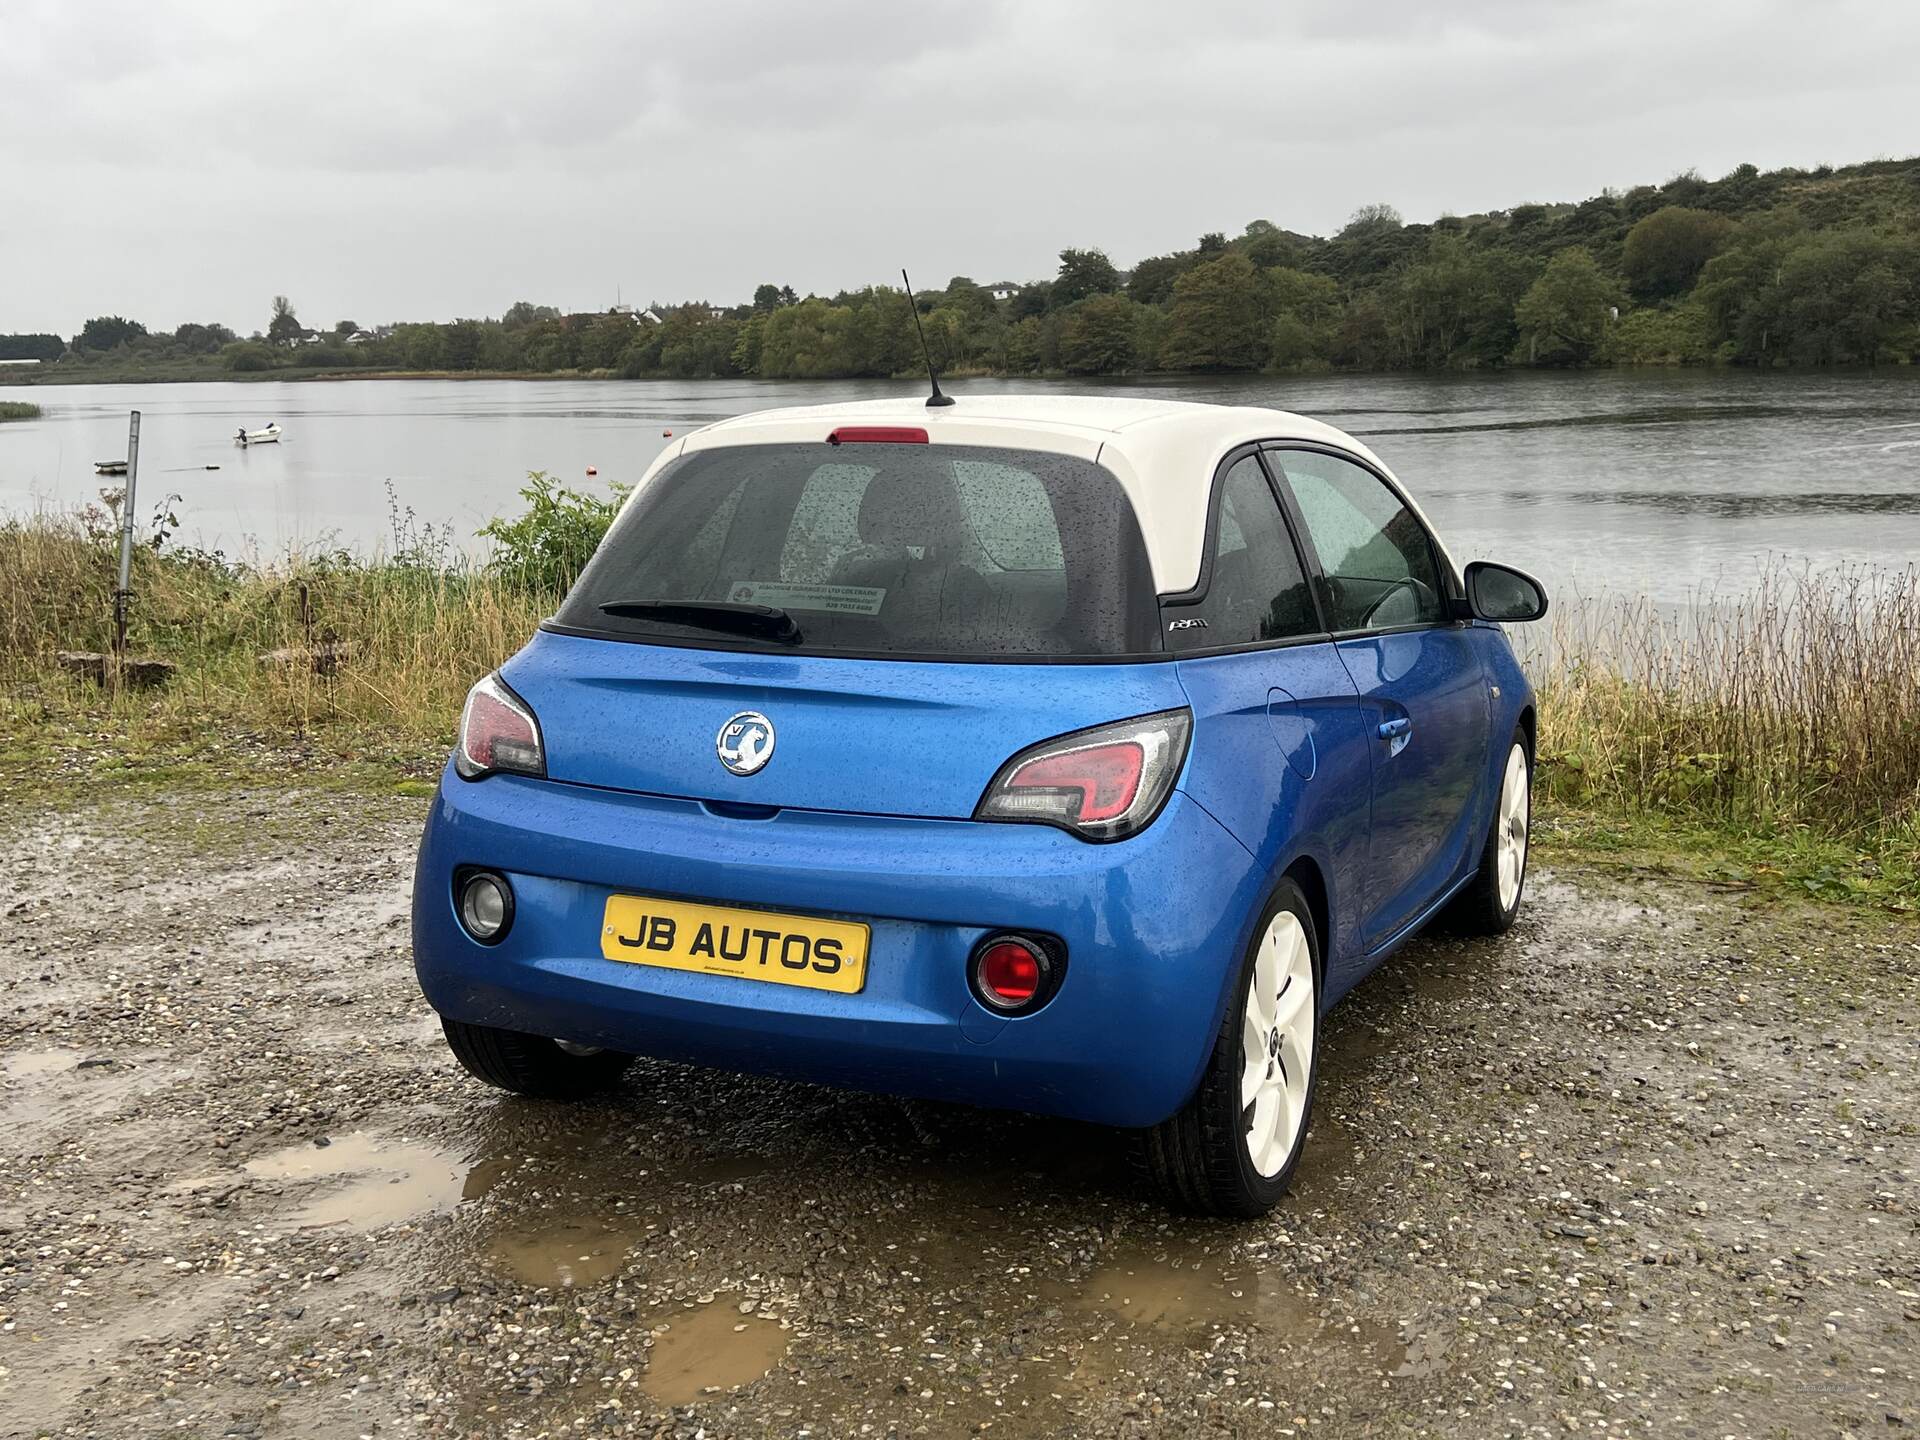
xmin=455 ymin=674 xmax=545 ymax=780
xmin=827 ymin=426 xmax=929 ymax=445
xmin=978 ymin=940 xmax=1042 ymax=1006
xmin=1005 ymin=742 xmax=1145 ymax=823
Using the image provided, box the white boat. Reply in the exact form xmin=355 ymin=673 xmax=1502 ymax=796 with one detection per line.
xmin=235 ymin=423 xmax=282 ymax=446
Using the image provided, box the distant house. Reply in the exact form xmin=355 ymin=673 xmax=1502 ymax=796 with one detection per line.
xmin=344 ymin=330 xmax=377 ymax=346
xmin=988 ymin=283 xmax=1022 ymax=302
xmin=637 ymin=308 xmax=667 ymax=326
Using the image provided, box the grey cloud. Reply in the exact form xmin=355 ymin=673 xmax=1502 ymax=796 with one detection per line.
xmin=3 ymin=0 xmax=1915 ymax=334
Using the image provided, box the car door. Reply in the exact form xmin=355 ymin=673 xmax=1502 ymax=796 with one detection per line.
xmin=1166 ymin=450 xmax=1374 ymax=985
xmin=1267 ymin=447 xmax=1489 ymax=951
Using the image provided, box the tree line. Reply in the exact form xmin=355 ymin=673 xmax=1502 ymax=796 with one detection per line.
xmin=11 ymin=155 xmax=1917 ymax=381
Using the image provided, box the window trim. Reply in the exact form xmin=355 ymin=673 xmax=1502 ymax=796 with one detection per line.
xmin=1261 ymin=442 xmax=1464 ymax=642
xmin=1156 ymin=444 xmax=1333 ymax=657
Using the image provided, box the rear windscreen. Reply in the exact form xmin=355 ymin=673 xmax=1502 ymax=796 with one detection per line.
xmin=552 ymin=443 xmax=1164 ymax=659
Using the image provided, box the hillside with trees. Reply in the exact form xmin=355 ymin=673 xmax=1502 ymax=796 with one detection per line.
xmin=9 ymin=155 xmax=1917 ymax=384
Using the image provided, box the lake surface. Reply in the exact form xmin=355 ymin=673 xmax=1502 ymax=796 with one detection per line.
xmin=3 ymin=371 xmax=1916 ymax=604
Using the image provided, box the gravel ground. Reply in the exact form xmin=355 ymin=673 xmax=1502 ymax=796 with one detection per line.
xmin=1 ymin=784 xmax=1916 ymax=1440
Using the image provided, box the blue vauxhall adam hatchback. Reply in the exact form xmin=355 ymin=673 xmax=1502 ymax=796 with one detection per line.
xmin=414 ymin=396 xmax=1547 ymax=1216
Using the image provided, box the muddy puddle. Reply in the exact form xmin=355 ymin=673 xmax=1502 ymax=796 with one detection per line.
xmin=490 ymin=1215 xmax=652 ymax=1288
xmin=1056 ymin=1232 xmax=1431 ymax=1379
xmin=1063 ymin=1235 xmax=1313 ymax=1332
xmin=3 ymin=1047 xmax=75 ymax=1081
xmin=643 ymin=1297 xmax=790 ymax=1405
xmin=241 ymin=1131 xmax=472 ymax=1228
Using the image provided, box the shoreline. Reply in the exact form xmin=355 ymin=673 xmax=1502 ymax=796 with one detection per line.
xmin=6 ymin=361 xmax=1912 ymax=390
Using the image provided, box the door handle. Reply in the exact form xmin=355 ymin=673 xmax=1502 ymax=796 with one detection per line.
xmin=1376 ymin=717 xmax=1411 ymax=740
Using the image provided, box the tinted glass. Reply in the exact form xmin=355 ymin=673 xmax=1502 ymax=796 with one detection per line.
xmin=1163 ymin=454 xmax=1318 ymax=649
xmin=555 ymin=443 xmax=1162 ymax=657
xmin=1274 ymin=450 xmax=1446 ymax=631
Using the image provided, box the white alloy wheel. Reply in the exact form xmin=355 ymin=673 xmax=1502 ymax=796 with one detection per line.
xmin=1240 ymin=910 xmax=1316 ymax=1179
xmin=1496 ymin=742 xmax=1530 ymax=912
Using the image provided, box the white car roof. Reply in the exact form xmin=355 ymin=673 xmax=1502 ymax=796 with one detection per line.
xmin=653 ymin=393 xmax=1445 ymax=595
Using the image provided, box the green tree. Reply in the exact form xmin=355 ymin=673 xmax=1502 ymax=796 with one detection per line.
xmin=999 ymin=316 xmax=1044 ymax=373
xmin=752 ymin=284 xmax=784 ymax=312
xmin=267 ymin=295 xmax=302 ymax=347
xmin=0 ymin=332 xmax=65 ymax=361
xmin=1769 ymin=229 xmax=1919 ymax=364
xmin=1341 ymin=203 xmax=1403 ymax=238
xmin=478 ymin=471 xmax=628 ymax=591
xmin=1235 ymin=220 xmax=1301 ymax=270
xmin=172 ymin=322 xmax=235 ymax=355
xmin=75 ymin=315 xmax=147 ymax=352
xmin=757 ymin=299 xmax=858 ymax=378
xmin=1052 ymin=248 xmax=1121 ymax=307
xmin=731 ymin=312 xmax=768 ymax=374
xmin=1058 ymin=294 xmax=1139 ymax=374
xmin=221 ymin=340 xmax=276 ymax=372
xmin=1161 ymin=254 xmax=1272 ymax=370
xmin=1128 ymin=252 xmax=1192 ymax=306
xmin=1621 ymin=206 xmax=1737 ymax=300
xmin=1265 ymin=268 xmax=1341 ymax=370
xmin=582 ymin=313 xmax=637 ymax=369
xmin=1513 ymin=248 xmax=1622 ymax=365
xmin=333 ymin=319 xmax=359 ymax=337
xmin=502 ymin=301 xmax=560 ymax=328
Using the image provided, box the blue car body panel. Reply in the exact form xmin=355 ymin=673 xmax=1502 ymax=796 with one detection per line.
xmin=414 ymin=767 xmax=1265 ymax=1128
xmin=505 ymin=630 xmax=1186 ymax=820
xmin=416 ymin=622 xmax=1536 ymax=1128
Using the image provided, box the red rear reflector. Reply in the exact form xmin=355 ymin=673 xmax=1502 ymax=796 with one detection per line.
xmin=1006 ymin=741 xmax=1146 ymax=823
xmin=978 ymin=940 xmax=1042 ymax=1005
xmin=827 ymin=426 xmax=929 ymax=445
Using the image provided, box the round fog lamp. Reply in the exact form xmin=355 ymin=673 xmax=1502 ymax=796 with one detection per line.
xmin=459 ymin=872 xmax=512 ymax=944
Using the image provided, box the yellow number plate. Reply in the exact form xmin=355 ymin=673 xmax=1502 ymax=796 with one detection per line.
xmin=600 ymin=894 xmax=869 ymax=995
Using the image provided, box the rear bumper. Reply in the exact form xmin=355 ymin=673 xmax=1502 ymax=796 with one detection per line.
xmin=412 ymin=769 xmax=1265 ymax=1128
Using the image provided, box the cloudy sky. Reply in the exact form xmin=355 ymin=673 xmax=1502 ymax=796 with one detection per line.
xmin=4 ymin=0 xmax=1915 ymax=337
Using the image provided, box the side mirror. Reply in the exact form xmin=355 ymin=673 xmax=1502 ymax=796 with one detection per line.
xmin=1463 ymin=561 xmax=1548 ymax=623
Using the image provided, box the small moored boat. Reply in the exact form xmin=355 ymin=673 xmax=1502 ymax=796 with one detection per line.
xmin=94 ymin=459 xmax=128 ymax=475
xmin=235 ymin=422 xmax=282 ymax=446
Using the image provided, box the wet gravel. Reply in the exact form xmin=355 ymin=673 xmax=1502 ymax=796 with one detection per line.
xmin=2 ymin=785 xmax=1917 ymax=1439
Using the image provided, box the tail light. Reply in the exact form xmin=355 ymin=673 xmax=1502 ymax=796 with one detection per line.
xmin=454 ymin=673 xmax=546 ymax=780
xmin=975 ymin=709 xmax=1191 ymax=842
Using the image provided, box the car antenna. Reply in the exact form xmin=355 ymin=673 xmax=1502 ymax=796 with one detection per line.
xmin=901 ymin=269 xmax=955 ymax=408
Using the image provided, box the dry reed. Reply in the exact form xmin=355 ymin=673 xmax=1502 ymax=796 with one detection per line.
xmin=4 ymin=515 xmax=1916 ymax=864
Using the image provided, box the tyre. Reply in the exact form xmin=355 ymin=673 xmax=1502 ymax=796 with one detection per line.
xmin=1445 ymin=729 xmax=1532 ymax=936
xmin=440 ymin=1017 xmax=634 ymax=1099
xmin=1141 ymin=879 xmax=1320 ymax=1217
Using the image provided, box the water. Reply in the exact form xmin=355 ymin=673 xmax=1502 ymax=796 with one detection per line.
xmin=3 ymin=371 xmax=1916 ymax=604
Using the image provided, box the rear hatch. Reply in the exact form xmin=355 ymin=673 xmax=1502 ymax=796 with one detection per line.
xmin=502 ymin=436 xmax=1176 ymax=818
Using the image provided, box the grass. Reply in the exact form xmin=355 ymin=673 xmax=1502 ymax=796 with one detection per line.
xmin=1 ymin=511 xmax=1914 ymax=908
xmin=0 ymin=399 xmax=42 ymax=421
xmin=1525 ymin=563 xmax=1920 ymax=903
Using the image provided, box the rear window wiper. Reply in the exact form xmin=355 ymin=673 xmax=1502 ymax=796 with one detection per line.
xmin=596 ymin=599 xmax=803 ymax=644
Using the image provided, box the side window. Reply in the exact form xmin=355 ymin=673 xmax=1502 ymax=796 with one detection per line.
xmin=1164 ymin=454 xmax=1318 ymax=650
xmin=1274 ymin=450 xmax=1446 ymax=632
